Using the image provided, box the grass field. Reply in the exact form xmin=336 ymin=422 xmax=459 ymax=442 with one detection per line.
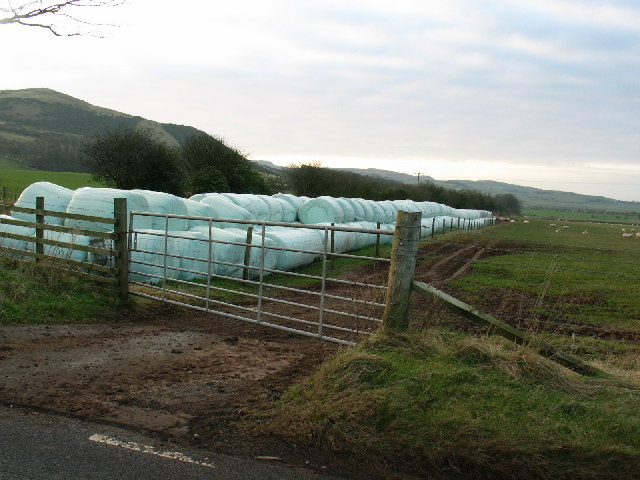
xmin=0 ymin=156 xmax=26 ymax=170
xmin=0 ymin=168 xmax=105 ymax=198
xmin=524 ymin=208 xmax=640 ymax=223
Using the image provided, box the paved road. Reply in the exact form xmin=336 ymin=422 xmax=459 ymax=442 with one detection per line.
xmin=0 ymin=405 xmax=344 ymax=480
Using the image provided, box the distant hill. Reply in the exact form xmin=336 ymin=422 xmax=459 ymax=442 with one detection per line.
xmin=0 ymin=88 xmax=206 ymax=172
xmin=434 ymin=179 xmax=640 ymax=213
xmin=333 ymin=167 xmax=639 ymax=213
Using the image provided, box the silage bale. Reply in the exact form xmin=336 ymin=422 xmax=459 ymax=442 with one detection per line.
xmin=359 ymin=200 xmax=375 ymax=222
xmin=224 ymin=227 xmax=278 ymax=277
xmin=183 ymin=199 xmax=216 ymax=229
xmin=369 ymin=202 xmax=386 ymax=223
xmin=0 ymin=215 xmax=35 ymax=253
xmin=263 ymin=226 xmax=325 ymax=271
xmin=199 ymin=194 xmax=251 ymax=228
xmin=274 ymin=197 xmax=298 ymax=223
xmin=131 ymin=189 xmax=189 ymax=231
xmin=257 ymin=195 xmax=284 ymax=222
xmin=171 ymin=230 xmax=217 ymax=280
xmin=335 ymin=198 xmax=356 ymax=223
xmin=42 ymin=230 xmax=90 ymax=262
xmin=12 ymin=182 xmax=74 ymax=226
xmin=298 ymin=196 xmax=345 ymax=224
xmin=345 ymin=198 xmax=367 ymax=221
xmin=273 ymin=193 xmax=305 ymax=212
xmin=188 ymin=226 xmax=247 ymax=278
xmin=64 ymin=188 xmax=154 ymax=232
xmin=316 ymin=222 xmax=358 ymax=253
xmin=222 ymin=193 xmax=270 ymax=221
xmin=128 ymin=230 xmax=181 ymax=283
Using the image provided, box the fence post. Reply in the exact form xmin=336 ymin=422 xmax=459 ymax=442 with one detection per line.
xmin=113 ymin=198 xmax=129 ymax=303
xmin=382 ymin=210 xmax=422 ymax=331
xmin=375 ymin=221 xmax=381 ymax=257
xmin=35 ymin=196 xmax=44 ymax=262
xmin=243 ymin=226 xmax=253 ymax=281
xmin=431 ymin=217 xmax=435 ymax=238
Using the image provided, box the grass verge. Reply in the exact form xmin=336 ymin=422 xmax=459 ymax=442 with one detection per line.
xmin=259 ymin=329 xmax=640 ymax=480
xmin=0 ymin=255 xmax=119 ymax=324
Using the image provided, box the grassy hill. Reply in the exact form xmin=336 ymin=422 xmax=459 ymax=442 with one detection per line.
xmin=0 ymin=88 xmax=205 ymax=172
xmin=338 ymin=168 xmax=640 ymax=215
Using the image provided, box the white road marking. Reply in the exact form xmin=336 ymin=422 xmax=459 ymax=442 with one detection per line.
xmin=88 ymin=434 xmax=216 ymax=468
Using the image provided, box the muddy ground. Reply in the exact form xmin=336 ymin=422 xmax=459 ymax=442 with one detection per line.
xmin=1 ymin=238 xmax=632 ymax=478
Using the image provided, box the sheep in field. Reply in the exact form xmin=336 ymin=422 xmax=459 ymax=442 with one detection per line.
xmin=622 ymin=233 xmax=633 ymax=238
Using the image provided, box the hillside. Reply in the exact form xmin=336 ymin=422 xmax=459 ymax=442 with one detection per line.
xmin=0 ymin=88 xmax=205 ymax=172
xmin=333 ymin=167 xmax=640 ymax=213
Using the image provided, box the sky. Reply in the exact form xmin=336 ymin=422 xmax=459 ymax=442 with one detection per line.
xmin=2 ymin=0 xmax=639 ymax=201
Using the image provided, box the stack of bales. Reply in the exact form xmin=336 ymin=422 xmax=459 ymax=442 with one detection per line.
xmin=1 ymin=182 xmax=494 ymax=283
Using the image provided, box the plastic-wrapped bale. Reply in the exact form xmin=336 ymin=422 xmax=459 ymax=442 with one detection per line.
xmin=369 ymin=202 xmax=386 ymax=224
xmin=254 ymin=195 xmax=282 ymax=222
xmin=335 ymin=198 xmax=356 ymax=223
xmin=64 ymin=188 xmax=154 ymax=232
xmin=377 ymin=201 xmax=396 ymax=224
xmin=221 ymin=193 xmax=270 ymax=221
xmin=342 ymin=221 xmax=378 ymax=249
xmin=316 ymin=223 xmax=358 ymax=253
xmin=170 ymin=230 xmax=217 ymax=280
xmin=273 ymin=193 xmax=305 ymax=213
xmin=263 ymin=226 xmax=325 ymax=271
xmin=188 ymin=193 xmax=208 ymax=202
xmin=379 ymin=223 xmax=396 ymax=244
xmin=12 ymin=182 xmax=74 ymax=226
xmin=358 ymin=200 xmax=375 ymax=222
xmin=183 ymin=199 xmax=216 ymax=229
xmin=0 ymin=215 xmax=35 ymax=254
xmin=199 ymin=194 xmax=251 ymax=228
xmin=344 ymin=198 xmax=366 ymax=222
xmin=224 ymin=227 xmax=278 ymax=277
xmin=298 ymin=196 xmax=345 ymax=224
xmin=128 ymin=230 xmax=181 ymax=283
xmin=274 ymin=197 xmax=297 ymax=223
xmin=420 ymin=218 xmax=433 ymax=237
xmin=42 ymin=230 xmax=90 ymax=262
xmin=392 ymin=199 xmax=421 ymax=214
xmin=131 ymin=190 xmax=189 ymax=231
xmin=189 ymin=226 xmax=248 ymax=278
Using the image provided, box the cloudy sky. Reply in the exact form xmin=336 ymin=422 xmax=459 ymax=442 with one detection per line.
xmin=2 ymin=0 xmax=639 ymax=200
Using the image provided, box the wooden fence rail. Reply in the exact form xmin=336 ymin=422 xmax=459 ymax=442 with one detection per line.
xmin=0 ymin=197 xmax=128 ymax=302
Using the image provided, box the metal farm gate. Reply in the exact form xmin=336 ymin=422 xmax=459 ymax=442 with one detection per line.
xmin=127 ymin=211 xmax=395 ymax=345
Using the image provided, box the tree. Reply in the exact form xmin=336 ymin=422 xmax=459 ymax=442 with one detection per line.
xmin=182 ymin=133 xmax=271 ymax=195
xmin=82 ymin=126 xmax=186 ymax=195
xmin=0 ymin=0 xmax=123 ymax=36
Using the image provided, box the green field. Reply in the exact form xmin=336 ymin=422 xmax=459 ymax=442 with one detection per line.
xmin=523 ymin=208 xmax=640 ymax=223
xmin=0 ymin=156 xmax=26 ymax=170
xmin=0 ymin=168 xmax=105 ymax=198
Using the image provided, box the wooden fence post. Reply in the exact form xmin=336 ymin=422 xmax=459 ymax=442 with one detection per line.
xmin=35 ymin=196 xmax=44 ymax=262
xmin=243 ymin=226 xmax=254 ymax=281
xmin=375 ymin=221 xmax=381 ymax=257
xmin=113 ymin=198 xmax=129 ymax=303
xmin=382 ymin=210 xmax=422 ymax=331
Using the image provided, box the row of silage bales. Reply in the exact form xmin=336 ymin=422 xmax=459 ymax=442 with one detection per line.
xmin=3 ymin=182 xmax=494 ymax=284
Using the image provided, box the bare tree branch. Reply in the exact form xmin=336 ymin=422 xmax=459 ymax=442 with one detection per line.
xmin=1 ymin=0 xmax=125 ymax=36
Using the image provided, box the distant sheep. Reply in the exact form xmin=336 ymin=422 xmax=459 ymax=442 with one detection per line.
xmin=523 ymin=220 xmax=530 ymax=224
xmin=582 ymin=230 xmax=588 ymax=235
xmin=623 ymin=233 xmax=633 ymax=238
xmin=636 ymin=232 xmax=640 ymax=238
xmin=555 ymin=229 xmax=561 ymax=233
xmin=562 ymin=225 xmax=570 ymax=229
xmin=550 ymin=223 xmax=556 ymax=227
